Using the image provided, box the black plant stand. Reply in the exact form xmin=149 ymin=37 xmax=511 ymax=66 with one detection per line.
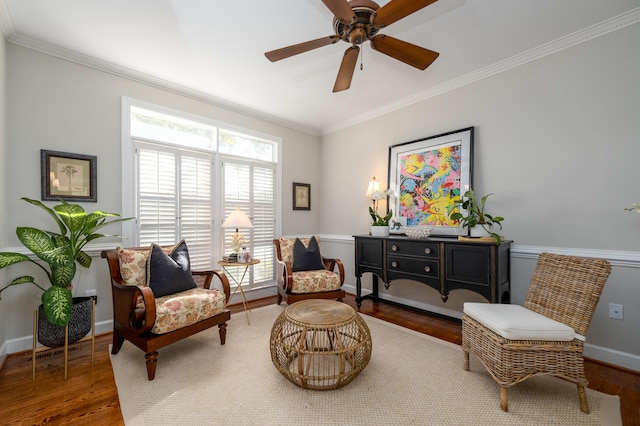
xmin=32 ymin=299 xmax=95 ymax=380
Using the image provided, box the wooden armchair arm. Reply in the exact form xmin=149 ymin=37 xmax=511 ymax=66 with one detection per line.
xmin=110 ymin=280 xmax=156 ymax=335
xmin=322 ymin=257 xmax=345 ymax=284
xmin=192 ymin=270 xmax=231 ymax=304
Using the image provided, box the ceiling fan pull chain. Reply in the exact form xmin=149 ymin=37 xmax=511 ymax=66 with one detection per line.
xmin=360 ymin=47 xmax=364 ymax=71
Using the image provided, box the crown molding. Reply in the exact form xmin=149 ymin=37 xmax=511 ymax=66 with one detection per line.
xmin=1 ymin=5 xmax=638 ymax=138
xmin=322 ymin=7 xmax=640 ymax=136
xmin=3 ymin=32 xmax=321 ymax=137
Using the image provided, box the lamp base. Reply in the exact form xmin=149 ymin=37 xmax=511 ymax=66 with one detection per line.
xmin=230 ymin=232 xmax=245 ymax=253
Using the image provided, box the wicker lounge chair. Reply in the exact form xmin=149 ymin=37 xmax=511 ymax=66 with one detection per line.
xmin=461 ymin=252 xmax=611 ymax=413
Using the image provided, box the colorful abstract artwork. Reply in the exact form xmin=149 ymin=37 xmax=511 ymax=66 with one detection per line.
xmin=398 ymin=145 xmax=461 ymax=226
xmin=389 ymin=128 xmax=473 ymax=236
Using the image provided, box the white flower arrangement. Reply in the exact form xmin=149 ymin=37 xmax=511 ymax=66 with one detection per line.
xmin=625 ymin=203 xmax=640 ymax=213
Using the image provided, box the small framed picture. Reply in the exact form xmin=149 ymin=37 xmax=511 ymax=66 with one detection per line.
xmin=292 ymin=182 xmax=310 ymax=210
xmin=389 ymin=216 xmax=407 ymax=234
xmin=41 ymin=149 xmax=97 ymax=202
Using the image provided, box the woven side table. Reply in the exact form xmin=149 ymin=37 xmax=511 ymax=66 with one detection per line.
xmin=270 ymin=299 xmax=372 ymax=390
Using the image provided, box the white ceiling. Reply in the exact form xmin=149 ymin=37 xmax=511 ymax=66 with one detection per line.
xmin=3 ymin=0 xmax=640 ymax=135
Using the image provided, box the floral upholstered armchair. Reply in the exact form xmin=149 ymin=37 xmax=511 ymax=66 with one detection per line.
xmin=273 ymin=236 xmax=345 ymax=305
xmin=101 ymin=240 xmax=231 ymax=380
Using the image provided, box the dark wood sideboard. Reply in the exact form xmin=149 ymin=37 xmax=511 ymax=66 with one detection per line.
xmin=354 ymin=235 xmax=512 ymax=315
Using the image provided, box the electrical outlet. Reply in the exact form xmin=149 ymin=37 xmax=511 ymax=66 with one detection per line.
xmin=85 ymin=289 xmax=98 ymax=305
xmin=609 ymin=303 xmax=623 ymax=320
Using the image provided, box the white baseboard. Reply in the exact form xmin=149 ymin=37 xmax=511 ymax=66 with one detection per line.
xmin=343 ymin=282 xmax=640 ymax=372
xmin=584 ymin=343 xmax=640 ymax=372
xmin=4 ymin=319 xmax=113 ymax=355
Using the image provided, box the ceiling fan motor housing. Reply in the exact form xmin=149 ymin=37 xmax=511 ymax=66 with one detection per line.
xmin=333 ymin=0 xmax=381 ymax=46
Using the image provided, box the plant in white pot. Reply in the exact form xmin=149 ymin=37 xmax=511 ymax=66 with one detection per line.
xmin=450 ymin=188 xmax=505 ymax=242
xmin=369 ymin=207 xmax=393 ymax=237
xmin=0 ymin=198 xmax=133 ymax=339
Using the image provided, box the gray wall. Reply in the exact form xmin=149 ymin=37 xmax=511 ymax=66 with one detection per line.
xmin=319 ymin=23 xmax=640 ymax=370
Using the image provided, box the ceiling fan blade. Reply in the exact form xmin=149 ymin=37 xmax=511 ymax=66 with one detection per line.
xmin=371 ymin=34 xmax=439 ymax=70
xmin=373 ymin=0 xmax=438 ymax=28
xmin=322 ymin=0 xmax=356 ymax=24
xmin=265 ymin=35 xmax=340 ymax=62
xmin=333 ymin=46 xmax=360 ymax=92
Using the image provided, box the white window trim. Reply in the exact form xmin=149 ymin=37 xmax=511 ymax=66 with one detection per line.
xmin=121 ymin=96 xmax=283 ymax=246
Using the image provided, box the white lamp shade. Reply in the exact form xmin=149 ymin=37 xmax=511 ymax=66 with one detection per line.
xmin=365 ymin=177 xmax=381 ymax=198
xmin=222 ymin=208 xmax=253 ymax=229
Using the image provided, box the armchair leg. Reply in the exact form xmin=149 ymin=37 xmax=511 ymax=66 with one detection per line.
xmin=112 ymin=333 xmax=125 ymax=354
xmin=145 ymin=351 xmax=158 ymax=380
xmin=577 ymin=384 xmax=590 ymax=414
xmin=277 ymin=293 xmax=283 ymax=305
xmin=500 ymin=386 xmax=508 ymax=412
xmin=218 ymin=322 xmax=227 ymax=345
xmin=463 ymin=350 xmax=470 ymax=371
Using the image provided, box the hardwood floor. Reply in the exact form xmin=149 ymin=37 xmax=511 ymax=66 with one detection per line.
xmin=1 ymin=294 xmax=638 ymax=425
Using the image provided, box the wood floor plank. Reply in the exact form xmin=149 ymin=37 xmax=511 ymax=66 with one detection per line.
xmin=1 ymin=294 xmax=637 ymax=425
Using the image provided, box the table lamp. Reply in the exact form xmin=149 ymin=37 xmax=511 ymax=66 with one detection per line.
xmin=365 ymin=176 xmax=384 ymax=212
xmin=222 ymin=208 xmax=253 ymax=253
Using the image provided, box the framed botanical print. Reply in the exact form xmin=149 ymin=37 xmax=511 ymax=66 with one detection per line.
xmin=292 ymin=182 xmax=310 ymax=210
xmin=41 ymin=150 xmax=97 ymax=202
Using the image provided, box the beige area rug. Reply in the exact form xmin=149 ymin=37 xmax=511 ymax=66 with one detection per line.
xmin=110 ymin=305 xmax=621 ymax=426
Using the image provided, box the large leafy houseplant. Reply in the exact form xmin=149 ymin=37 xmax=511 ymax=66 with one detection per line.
xmin=450 ymin=189 xmax=505 ymax=242
xmin=0 ymin=197 xmax=133 ymax=326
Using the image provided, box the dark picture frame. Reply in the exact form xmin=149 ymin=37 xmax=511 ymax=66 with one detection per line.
xmin=292 ymin=182 xmax=311 ymax=210
xmin=388 ymin=127 xmax=474 ymax=237
xmin=41 ymin=149 xmax=97 ymax=202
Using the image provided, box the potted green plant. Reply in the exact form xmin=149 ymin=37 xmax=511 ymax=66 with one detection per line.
xmin=450 ymin=189 xmax=505 ymax=242
xmin=0 ymin=197 xmax=133 ymax=330
xmin=369 ymin=206 xmax=393 ymax=237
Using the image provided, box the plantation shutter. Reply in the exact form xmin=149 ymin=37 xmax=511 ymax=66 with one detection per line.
xmin=137 ymin=144 xmax=177 ymax=245
xmin=136 ymin=141 xmax=214 ymax=268
xmin=222 ymin=159 xmax=275 ymax=285
xmin=179 ymin=152 xmax=213 ymax=268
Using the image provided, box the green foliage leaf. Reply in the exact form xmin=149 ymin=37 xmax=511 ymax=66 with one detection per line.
xmin=42 ymin=286 xmax=72 ymax=326
xmin=54 ymin=202 xmax=87 ymax=234
xmin=50 ymin=263 xmax=76 ymax=288
xmin=0 ymin=252 xmax=31 ymax=269
xmin=21 ymin=197 xmax=67 ymax=235
xmin=16 ymin=227 xmax=56 ymax=256
xmin=0 ymin=276 xmax=41 ymax=299
xmin=369 ymin=207 xmax=393 ymax=226
xmin=76 ymin=251 xmax=92 ymax=269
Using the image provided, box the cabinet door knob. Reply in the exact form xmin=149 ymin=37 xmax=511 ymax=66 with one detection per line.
xmin=391 ymin=261 xmax=398 ymax=268
xmin=391 ymin=245 xmax=398 ymax=251
xmin=424 ymin=266 xmax=431 ymax=273
xmin=424 ymin=248 xmax=431 ymax=255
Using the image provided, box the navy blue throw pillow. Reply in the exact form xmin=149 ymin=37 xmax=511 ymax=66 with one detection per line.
xmin=147 ymin=240 xmax=197 ymax=298
xmin=292 ymin=237 xmax=326 ymax=272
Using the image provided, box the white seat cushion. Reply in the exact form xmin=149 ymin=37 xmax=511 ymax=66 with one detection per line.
xmin=463 ymin=302 xmax=577 ymax=341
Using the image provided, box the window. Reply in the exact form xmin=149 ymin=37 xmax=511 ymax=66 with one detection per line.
xmin=123 ymin=99 xmax=280 ymax=291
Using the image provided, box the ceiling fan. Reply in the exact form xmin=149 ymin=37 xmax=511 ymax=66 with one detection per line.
xmin=264 ymin=0 xmax=440 ymax=92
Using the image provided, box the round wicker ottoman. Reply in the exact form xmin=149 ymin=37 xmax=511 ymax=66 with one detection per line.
xmin=270 ymin=299 xmax=372 ymax=390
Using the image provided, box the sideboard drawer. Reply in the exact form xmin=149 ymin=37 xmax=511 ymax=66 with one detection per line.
xmin=387 ymin=241 xmax=439 ymax=258
xmin=387 ymin=256 xmax=439 ymax=279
